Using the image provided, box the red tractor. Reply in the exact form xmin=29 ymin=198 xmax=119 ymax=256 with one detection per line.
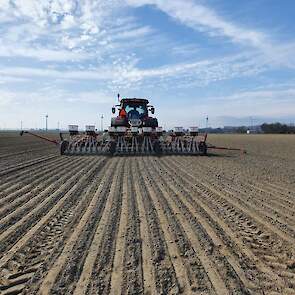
xmin=111 ymin=98 xmax=158 ymax=129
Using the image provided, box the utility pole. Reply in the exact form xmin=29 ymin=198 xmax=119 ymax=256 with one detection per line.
xmin=206 ymin=116 xmax=209 ymax=132
xmin=20 ymin=120 xmax=23 ymax=131
xmin=100 ymin=114 xmax=104 ymax=131
xmin=45 ymin=114 xmax=48 ymax=131
xmin=250 ymin=116 xmax=254 ymax=131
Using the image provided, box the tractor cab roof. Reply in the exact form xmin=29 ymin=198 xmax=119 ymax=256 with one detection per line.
xmin=121 ymin=98 xmax=149 ymax=105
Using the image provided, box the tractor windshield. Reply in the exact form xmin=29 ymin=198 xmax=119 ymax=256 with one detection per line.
xmin=124 ymin=103 xmax=148 ymax=119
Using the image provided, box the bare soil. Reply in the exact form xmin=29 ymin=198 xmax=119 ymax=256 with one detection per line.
xmin=0 ymin=132 xmax=294 ymax=294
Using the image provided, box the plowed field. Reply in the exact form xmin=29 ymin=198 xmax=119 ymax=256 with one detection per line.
xmin=0 ymin=132 xmax=295 ymax=294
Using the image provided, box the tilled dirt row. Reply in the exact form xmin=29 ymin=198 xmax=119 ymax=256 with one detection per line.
xmin=0 ymin=132 xmax=58 ymax=170
xmin=0 ymin=153 xmax=295 ymax=294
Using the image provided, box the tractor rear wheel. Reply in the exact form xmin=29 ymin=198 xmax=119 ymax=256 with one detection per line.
xmin=143 ymin=118 xmax=158 ymax=128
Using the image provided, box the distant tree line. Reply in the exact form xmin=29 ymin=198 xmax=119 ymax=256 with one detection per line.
xmin=200 ymin=123 xmax=295 ymax=134
xmin=261 ymin=123 xmax=295 ymax=134
xmin=235 ymin=126 xmax=248 ymax=133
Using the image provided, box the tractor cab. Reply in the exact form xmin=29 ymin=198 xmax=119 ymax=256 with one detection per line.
xmin=111 ymin=98 xmax=158 ymax=128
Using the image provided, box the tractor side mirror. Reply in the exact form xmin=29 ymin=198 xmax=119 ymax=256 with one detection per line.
xmin=112 ymin=107 xmax=116 ymax=114
xmin=151 ymin=107 xmax=155 ymax=114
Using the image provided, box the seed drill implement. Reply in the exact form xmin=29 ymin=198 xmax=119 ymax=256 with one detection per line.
xmin=20 ymin=95 xmax=245 ymax=156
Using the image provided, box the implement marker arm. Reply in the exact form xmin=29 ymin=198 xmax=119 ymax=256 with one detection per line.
xmin=20 ymin=131 xmax=59 ymax=146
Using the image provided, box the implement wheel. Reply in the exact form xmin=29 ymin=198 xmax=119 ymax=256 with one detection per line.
xmin=154 ymin=141 xmax=162 ymax=155
xmin=60 ymin=141 xmax=69 ymax=155
xmin=198 ymin=142 xmax=207 ymax=155
xmin=109 ymin=141 xmax=116 ymax=155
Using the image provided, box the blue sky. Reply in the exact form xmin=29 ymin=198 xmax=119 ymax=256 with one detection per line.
xmin=0 ymin=0 xmax=295 ymax=129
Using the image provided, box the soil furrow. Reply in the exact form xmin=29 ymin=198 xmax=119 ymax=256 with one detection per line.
xmin=0 ymin=157 xmax=79 ymax=219
xmin=265 ymin=181 xmax=295 ymax=196
xmin=203 ymin=160 xmax=295 ymax=220
xmin=0 ymin=156 xmax=78 ymax=204
xmin=0 ymin=157 xmax=97 ymax=257
xmin=0 ymin=155 xmax=58 ymax=177
xmin=149 ymin=157 xmax=259 ymax=294
xmin=74 ymin=159 xmax=124 ymax=294
xmin=133 ymin=159 xmax=180 ymax=294
xmin=0 ymin=147 xmax=54 ymax=160
xmin=132 ymin=159 xmax=157 ymax=295
xmin=118 ymin=160 xmax=145 ymax=294
xmin=34 ymin=158 xmax=117 ymax=295
xmin=155 ymin=157 xmax=288 ymax=292
xmin=176 ymin=157 xmax=295 ymax=218
xmin=82 ymin=158 xmax=125 ymax=294
xmin=0 ymin=133 xmax=294 ymax=294
xmin=141 ymin=157 xmax=217 ymax=294
xmin=0 ymin=157 xmax=95 ymax=240
xmin=0 ymin=156 xmax=65 ymax=191
xmin=165 ymin=157 xmax=295 ymax=242
xmin=151 ymin=159 xmax=261 ymax=292
xmin=158 ymin=157 xmax=295 ymax=291
xmin=109 ymin=160 xmax=137 ymax=295
xmin=0 ymin=157 xmax=109 ymax=294
xmin=249 ymin=182 xmax=295 ymax=210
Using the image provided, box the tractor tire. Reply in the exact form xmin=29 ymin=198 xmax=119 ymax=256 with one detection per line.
xmin=143 ymin=118 xmax=158 ymax=128
xmin=60 ymin=141 xmax=69 ymax=155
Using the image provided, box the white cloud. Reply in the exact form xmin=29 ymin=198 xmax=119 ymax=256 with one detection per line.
xmin=0 ymin=0 xmax=155 ymax=66
xmin=112 ymin=26 xmax=152 ymax=40
xmin=125 ymin=0 xmax=295 ymax=68
xmin=0 ymin=66 xmax=111 ymax=80
xmin=0 ymin=51 xmax=271 ymax=90
xmin=0 ymin=44 xmax=91 ymax=61
xmin=0 ymin=87 xmax=114 ymax=107
xmin=0 ymin=0 xmax=124 ymax=57
xmin=125 ymin=0 xmax=268 ymax=48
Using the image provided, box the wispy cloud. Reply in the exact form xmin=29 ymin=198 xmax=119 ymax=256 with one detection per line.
xmin=126 ymin=0 xmax=269 ymax=48
xmin=0 ymin=87 xmax=113 ymax=106
xmin=0 ymin=43 xmax=91 ymax=61
xmin=0 ymin=0 xmax=127 ymax=61
xmin=0 ymin=52 xmax=270 ymax=89
xmin=126 ymin=0 xmax=295 ymax=68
